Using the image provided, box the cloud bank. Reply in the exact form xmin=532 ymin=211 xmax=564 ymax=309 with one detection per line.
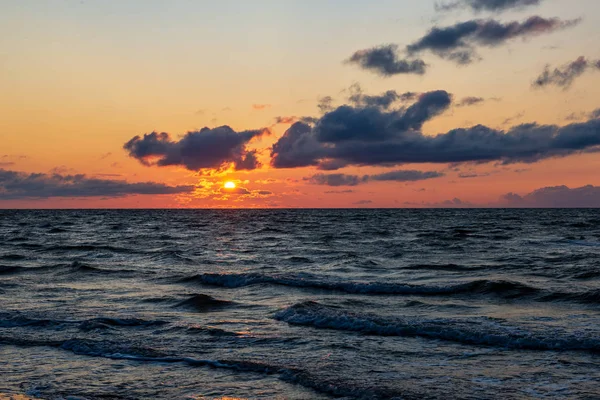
xmin=305 ymin=170 xmax=444 ymax=187
xmin=271 ymin=89 xmax=600 ymax=169
xmin=501 ymin=185 xmax=600 ymax=207
xmin=0 ymin=169 xmax=194 ymax=200
xmin=124 ymin=126 xmax=270 ymax=172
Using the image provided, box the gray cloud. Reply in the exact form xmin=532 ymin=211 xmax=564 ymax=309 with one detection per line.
xmin=407 ymin=16 xmax=579 ymax=65
xmin=436 ymin=0 xmax=541 ymax=13
xmin=271 ymin=90 xmax=600 ymax=169
xmin=370 ymin=170 xmax=445 ymax=181
xmin=346 ymin=45 xmax=427 ymax=76
xmin=457 ymin=96 xmax=486 ymax=107
xmin=353 ymin=200 xmax=374 ymax=205
xmin=305 ymin=170 xmax=444 ymax=187
xmin=124 ymin=126 xmax=270 ymax=172
xmin=272 ymin=90 xmax=453 ymax=169
xmin=305 ymin=174 xmax=366 ymax=187
xmin=348 ymin=84 xmax=419 ymax=109
xmin=501 ymin=185 xmax=600 ymax=207
xmin=533 ymin=56 xmax=600 ymax=89
xmin=0 ymin=169 xmax=194 ymax=200
xmin=566 ymin=108 xmax=600 ymax=122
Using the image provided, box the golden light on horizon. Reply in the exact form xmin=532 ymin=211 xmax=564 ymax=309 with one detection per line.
xmin=224 ymin=181 xmax=236 ymax=189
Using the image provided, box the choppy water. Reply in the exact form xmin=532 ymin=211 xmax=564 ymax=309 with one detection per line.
xmin=1 ymin=209 xmax=600 ymax=399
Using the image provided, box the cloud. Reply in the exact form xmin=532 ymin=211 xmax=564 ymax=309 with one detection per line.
xmin=272 ymin=90 xmax=453 ymax=169
xmin=0 ymin=162 xmax=15 ymax=167
xmin=124 ymin=126 xmax=270 ymax=172
xmin=305 ymin=174 xmax=365 ymax=187
xmin=348 ymin=84 xmax=419 ymax=109
xmin=370 ymin=170 xmax=445 ymax=181
xmin=305 ymin=170 xmax=444 ymax=186
xmin=0 ymin=169 xmax=194 ymax=200
xmin=407 ymin=16 xmax=579 ymax=64
xmin=566 ymin=108 xmax=600 ymax=122
xmin=501 ymin=185 xmax=600 ymax=207
xmin=221 ymin=186 xmax=251 ymax=195
xmin=458 ymin=171 xmax=491 ymax=178
xmin=346 ymin=45 xmax=427 ymax=76
xmin=317 ymin=96 xmax=335 ymax=113
xmin=457 ymin=96 xmax=485 ymax=107
xmin=353 ymin=200 xmax=373 ymax=205
xmin=272 ymin=88 xmax=600 ymax=169
xmin=436 ymin=0 xmax=542 ymax=13
xmin=533 ymin=56 xmax=600 ymax=89
xmin=252 ymin=104 xmax=271 ymax=110
xmin=274 ymin=116 xmax=319 ymax=125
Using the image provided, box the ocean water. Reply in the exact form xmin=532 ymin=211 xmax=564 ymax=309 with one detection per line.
xmin=1 ymin=209 xmax=600 ymax=400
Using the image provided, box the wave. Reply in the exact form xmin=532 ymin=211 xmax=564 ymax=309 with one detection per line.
xmin=40 ymin=244 xmax=136 ymax=254
xmin=0 ymin=262 xmax=135 ymax=276
xmin=179 ymin=272 xmax=541 ymax=298
xmin=0 ymin=313 xmax=167 ymax=331
xmin=58 ymin=261 xmax=139 ymax=276
xmin=78 ymin=318 xmax=168 ymax=331
xmin=275 ymin=301 xmax=600 ymax=352
xmin=402 ymin=263 xmax=486 ymax=272
xmin=0 ymin=335 xmax=405 ymax=399
xmin=171 ymin=294 xmax=234 ymax=312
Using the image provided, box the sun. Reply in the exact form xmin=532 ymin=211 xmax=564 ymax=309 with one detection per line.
xmin=224 ymin=181 xmax=236 ymax=189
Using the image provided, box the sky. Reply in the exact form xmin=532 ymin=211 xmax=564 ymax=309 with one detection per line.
xmin=1 ymin=0 xmax=600 ymax=208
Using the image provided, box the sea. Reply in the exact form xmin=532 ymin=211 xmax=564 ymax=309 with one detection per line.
xmin=1 ymin=209 xmax=600 ymax=400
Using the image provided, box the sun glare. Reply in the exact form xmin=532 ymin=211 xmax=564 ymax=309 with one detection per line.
xmin=224 ymin=181 xmax=236 ymax=189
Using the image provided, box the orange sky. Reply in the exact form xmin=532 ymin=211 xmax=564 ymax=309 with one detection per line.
xmin=1 ymin=0 xmax=600 ymax=208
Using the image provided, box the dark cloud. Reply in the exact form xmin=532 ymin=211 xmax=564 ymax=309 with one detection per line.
xmin=566 ymin=108 xmax=600 ymax=122
xmin=305 ymin=170 xmax=444 ymax=186
xmin=436 ymin=0 xmax=541 ymax=13
xmin=407 ymin=17 xmax=579 ymax=64
xmin=317 ymin=96 xmax=335 ymax=113
xmin=274 ymin=116 xmax=319 ymax=125
xmin=501 ymin=185 xmax=600 ymax=207
xmin=305 ymin=174 xmax=365 ymax=187
xmin=348 ymin=84 xmax=419 ymax=109
xmin=272 ymin=90 xmax=453 ymax=169
xmin=274 ymin=116 xmax=298 ymax=124
xmin=533 ymin=56 xmax=600 ymax=89
xmin=0 ymin=169 xmax=194 ymax=200
xmin=458 ymin=172 xmax=491 ymax=178
xmin=457 ymin=96 xmax=485 ymax=107
xmin=346 ymin=45 xmax=427 ymax=76
xmin=353 ymin=200 xmax=373 ymax=205
xmin=124 ymin=126 xmax=270 ymax=172
xmin=271 ymin=91 xmax=600 ymax=169
xmin=370 ymin=170 xmax=445 ymax=181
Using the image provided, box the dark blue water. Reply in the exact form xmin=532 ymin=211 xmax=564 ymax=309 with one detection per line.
xmin=1 ymin=209 xmax=600 ymax=399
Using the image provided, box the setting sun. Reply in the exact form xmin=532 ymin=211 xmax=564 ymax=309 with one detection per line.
xmin=224 ymin=181 xmax=236 ymax=189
